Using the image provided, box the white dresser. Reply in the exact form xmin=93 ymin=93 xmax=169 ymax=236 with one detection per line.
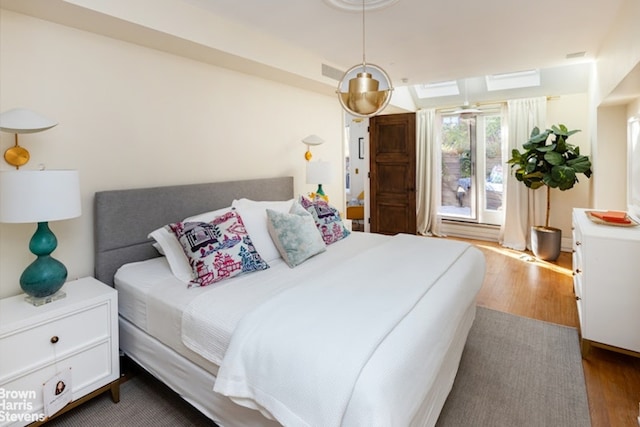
xmin=572 ymin=208 xmax=640 ymax=355
xmin=0 ymin=277 xmax=119 ymax=426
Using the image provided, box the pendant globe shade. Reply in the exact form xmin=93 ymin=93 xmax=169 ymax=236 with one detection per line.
xmin=336 ymin=0 xmax=393 ymax=118
xmin=338 ymin=63 xmax=393 ymax=118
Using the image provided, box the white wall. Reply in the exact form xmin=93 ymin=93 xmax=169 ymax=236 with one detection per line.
xmin=592 ymin=0 xmax=640 ymax=106
xmin=594 ymin=105 xmax=629 ymax=209
xmin=346 ymin=118 xmax=368 ymax=201
xmin=591 ymin=0 xmax=640 ymax=210
xmin=0 ymin=10 xmax=344 ymax=298
xmin=545 ymin=94 xmax=592 ymax=236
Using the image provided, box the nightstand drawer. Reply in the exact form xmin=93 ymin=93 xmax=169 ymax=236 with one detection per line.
xmin=0 ymin=340 xmax=114 ymax=422
xmin=0 ymin=302 xmax=110 ymax=380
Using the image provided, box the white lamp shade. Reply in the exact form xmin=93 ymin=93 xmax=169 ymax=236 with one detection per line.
xmin=0 ymin=170 xmax=81 ymax=223
xmin=302 ymin=135 xmax=324 ymax=146
xmin=0 ymin=108 xmax=58 ymax=134
xmin=306 ymin=161 xmax=334 ymax=185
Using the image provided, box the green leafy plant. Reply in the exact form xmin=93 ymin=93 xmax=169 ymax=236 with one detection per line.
xmin=507 ymin=124 xmax=592 ymax=228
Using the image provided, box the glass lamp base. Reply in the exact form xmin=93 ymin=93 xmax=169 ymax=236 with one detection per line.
xmin=25 ymin=290 xmax=66 ymax=307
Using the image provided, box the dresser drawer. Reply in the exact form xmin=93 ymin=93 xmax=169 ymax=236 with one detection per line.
xmin=0 ymin=302 xmax=111 ymax=380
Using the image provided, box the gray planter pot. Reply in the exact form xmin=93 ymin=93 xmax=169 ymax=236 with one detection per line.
xmin=531 ymin=226 xmax=562 ymax=261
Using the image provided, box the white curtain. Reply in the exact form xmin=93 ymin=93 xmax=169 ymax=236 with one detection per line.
xmin=416 ymin=109 xmax=444 ymax=236
xmin=499 ymin=97 xmax=547 ymax=250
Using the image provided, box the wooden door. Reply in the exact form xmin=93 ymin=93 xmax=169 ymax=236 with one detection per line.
xmin=369 ymin=113 xmax=416 ymax=235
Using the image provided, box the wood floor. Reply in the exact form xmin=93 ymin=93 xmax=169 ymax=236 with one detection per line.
xmin=460 ymin=238 xmax=640 ymax=427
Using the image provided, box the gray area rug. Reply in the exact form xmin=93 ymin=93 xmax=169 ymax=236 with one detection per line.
xmin=436 ymin=307 xmax=591 ymax=427
xmin=48 ymin=307 xmax=590 ymax=427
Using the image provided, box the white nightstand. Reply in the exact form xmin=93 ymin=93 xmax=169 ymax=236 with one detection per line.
xmin=0 ymin=277 xmax=119 ymax=426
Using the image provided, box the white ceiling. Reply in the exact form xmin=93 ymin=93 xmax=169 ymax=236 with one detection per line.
xmin=180 ymin=0 xmax=626 ymax=109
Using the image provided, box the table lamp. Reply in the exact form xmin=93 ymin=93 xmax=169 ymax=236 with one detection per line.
xmin=0 ymin=170 xmax=81 ymax=305
xmin=306 ymin=160 xmax=333 ymax=201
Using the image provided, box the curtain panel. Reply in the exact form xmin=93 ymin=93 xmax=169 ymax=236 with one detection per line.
xmin=416 ymin=109 xmax=444 ymax=236
xmin=499 ymin=97 xmax=547 ymax=250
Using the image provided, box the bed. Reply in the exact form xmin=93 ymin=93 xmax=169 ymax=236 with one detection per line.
xmin=94 ymin=176 xmax=486 ymax=427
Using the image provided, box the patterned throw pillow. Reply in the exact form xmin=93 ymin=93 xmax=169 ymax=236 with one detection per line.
xmin=266 ymin=203 xmax=326 ymax=268
xmin=298 ymin=195 xmax=351 ymax=245
xmin=169 ymin=210 xmax=269 ymax=287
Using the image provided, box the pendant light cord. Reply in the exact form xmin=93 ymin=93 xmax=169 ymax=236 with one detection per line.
xmin=362 ymin=0 xmax=367 ymax=71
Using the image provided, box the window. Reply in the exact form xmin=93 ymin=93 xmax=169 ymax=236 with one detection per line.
xmin=439 ymin=111 xmax=504 ymax=225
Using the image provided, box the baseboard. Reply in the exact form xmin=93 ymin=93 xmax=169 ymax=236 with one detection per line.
xmin=442 ymin=220 xmax=573 ymax=252
xmin=441 ymin=221 xmax=500 ymax=242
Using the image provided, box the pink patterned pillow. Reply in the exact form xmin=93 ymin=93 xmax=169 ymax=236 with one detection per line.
xmin=298 ymin=195 xmax=351 ymax=245
xmin=169 ymin=210 xmax=269 ymax=287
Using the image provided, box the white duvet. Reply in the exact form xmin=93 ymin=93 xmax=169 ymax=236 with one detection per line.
xmin=181 ymin=233 xmax=485 ymax=427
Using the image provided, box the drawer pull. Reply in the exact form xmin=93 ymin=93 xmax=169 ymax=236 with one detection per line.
xmin=576 ymin=241 xmax=582 ymax=246
xmin=575 ymin=296 xmax=581 ymax=301
xmin=50 ymin=336 xmax=59 ymax=344
xmin=575 ymin=269 xmax=582 ymax=274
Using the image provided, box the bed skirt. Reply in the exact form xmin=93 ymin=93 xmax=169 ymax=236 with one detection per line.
xmin=118 ymin=302 xmax=476 ymax=427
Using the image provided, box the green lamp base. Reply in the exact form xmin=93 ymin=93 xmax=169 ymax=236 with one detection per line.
xmin=20 ymin=222 xmax=68 ymax=305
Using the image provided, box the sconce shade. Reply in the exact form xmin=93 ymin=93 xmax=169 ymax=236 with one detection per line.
xmin=0 ymin=170 xmax=81 ymax=223
xmin=0 ymin=108 xmax=57 ymax=134
xmin=302 ymin=135 xmax=324 ymax=146
xmin=0 ymin=170 xmax=81 ymax=302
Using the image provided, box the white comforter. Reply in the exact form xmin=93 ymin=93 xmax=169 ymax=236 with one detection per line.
xmin=202 ymin=234 xmax=484 ymax=427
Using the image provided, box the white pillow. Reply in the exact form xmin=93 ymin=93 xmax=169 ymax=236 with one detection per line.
xmin=148 ymin=207 xmax=232 ymax=282
xmin=148 ymin=226 xmax=193 ymax=282
xmin=231 ymin=198 xmax=295 ymax=263
xmin=184 ymin=207 xmax=232 ymax=223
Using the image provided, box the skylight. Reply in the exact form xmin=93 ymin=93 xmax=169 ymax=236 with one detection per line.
xmin=414 ymin=80 xmax=459 ymax=99
xmin=485 ymin=69 xmax=540 ymax=91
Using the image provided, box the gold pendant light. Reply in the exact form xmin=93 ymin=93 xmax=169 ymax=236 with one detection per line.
xmin=337 ymin=0 xmax=393 ymax=118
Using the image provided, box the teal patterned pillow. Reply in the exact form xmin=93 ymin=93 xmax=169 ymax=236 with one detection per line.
xmin=266 ymin=203 xmax=326 ymax=267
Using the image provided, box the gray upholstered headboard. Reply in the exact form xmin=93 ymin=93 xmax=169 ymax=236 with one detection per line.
xmin=94 ymin=176 xmax=294 ymax=286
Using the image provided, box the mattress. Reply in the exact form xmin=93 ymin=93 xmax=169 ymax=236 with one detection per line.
xmin=115 ymin=232 xmax=391 ymax=371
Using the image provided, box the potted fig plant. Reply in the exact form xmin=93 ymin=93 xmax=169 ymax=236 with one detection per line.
xmin=507 ymin=124 xmax=592 ymax=261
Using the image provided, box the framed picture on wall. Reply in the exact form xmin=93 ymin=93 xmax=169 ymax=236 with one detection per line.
xmin=358 ymin=137 xmax=364 ymax=159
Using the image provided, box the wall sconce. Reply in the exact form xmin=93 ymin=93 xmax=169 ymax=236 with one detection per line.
xmin=306 ymin=160 xmax=334 ymax=201
xmin=302 ymin=135 xmax=324 ymax=161
xmin=0 ymin=169 xmax=81 ymax=305
xmin=0 ymin=108 xmax=57 ymax=169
